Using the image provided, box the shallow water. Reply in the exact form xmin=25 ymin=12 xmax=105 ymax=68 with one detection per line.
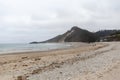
xmin=0 ymin=43 xmax=71 ymax=54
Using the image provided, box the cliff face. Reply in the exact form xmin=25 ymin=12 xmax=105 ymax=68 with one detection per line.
xmin=35 ymin=26 xmax=97 ymax=43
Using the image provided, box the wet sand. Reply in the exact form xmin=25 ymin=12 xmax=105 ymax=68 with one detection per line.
xmin=0 ymin=42 xmax=120 ymax=80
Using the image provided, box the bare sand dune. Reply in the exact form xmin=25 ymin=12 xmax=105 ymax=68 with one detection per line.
xmin=0 ymin=42 xmax=120 ymax=80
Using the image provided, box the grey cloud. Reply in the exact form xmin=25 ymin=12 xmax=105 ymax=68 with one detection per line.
xmin=0 ymin=0 xmax=120 ymax=43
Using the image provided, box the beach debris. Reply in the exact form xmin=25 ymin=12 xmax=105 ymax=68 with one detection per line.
xmin=16 ymin=75 xmax=27 ymax=80
xmin=34 ymin=57 xmax=41 ymax=61
xmin=22 ymin=64 xmax=28 ymax=67
xmin=21 ymin=56 xmax=28 ymax=59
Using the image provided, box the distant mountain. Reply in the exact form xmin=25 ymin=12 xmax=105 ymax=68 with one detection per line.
xmin=100 ymin=31 xmax=120 ymax=41
xmin=30 ymin=26 xmax=97 ymax=44
xmin=30 ymin=26 xmax=120 ymax=44
xmin=95 ymin=30 xmax=120 ymax=37
xmin=95 ymin=30 xmax=120 ymax=41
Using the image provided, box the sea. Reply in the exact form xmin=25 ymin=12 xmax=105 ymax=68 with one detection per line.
xmin=0 ymin=43 xmax=71 ymax=54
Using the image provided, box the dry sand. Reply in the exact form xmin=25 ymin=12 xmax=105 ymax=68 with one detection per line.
xmin=0 ymin=42 xmax=120 ymax=80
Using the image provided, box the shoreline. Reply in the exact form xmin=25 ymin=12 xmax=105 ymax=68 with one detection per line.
xmin=0 ymin=42 xmax=92 ymax=55
xmin=0 ymin=42 xmax=110 ymax=80
xmin=0 ymin=42 xmax=74 ymax=55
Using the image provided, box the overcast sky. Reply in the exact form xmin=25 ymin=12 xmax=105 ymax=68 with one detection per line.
xmin=0 ymin=0 xmax=120 ymax=43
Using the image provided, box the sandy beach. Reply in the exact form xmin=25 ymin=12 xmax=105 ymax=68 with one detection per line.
xmin=0 ymin=42 xmax=120 ymax=80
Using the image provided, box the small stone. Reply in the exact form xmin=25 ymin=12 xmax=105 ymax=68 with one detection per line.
xmin=16 ymin=76 xmax=27 ymax=80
